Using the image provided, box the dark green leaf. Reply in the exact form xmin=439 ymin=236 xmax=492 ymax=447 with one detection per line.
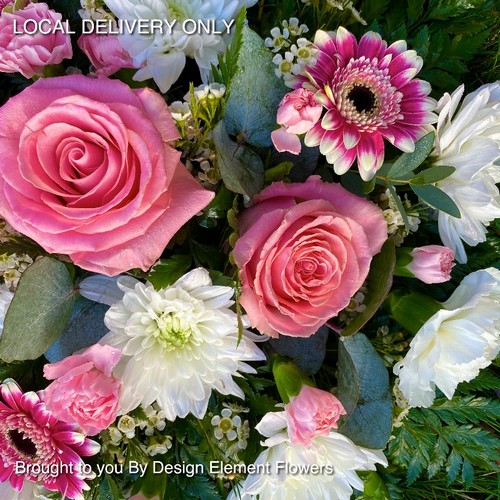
xmin=387 ymin=132 xmax=436 ymax=179
xmin=224 ymin=25 xmax=287 ymax=148
xmin=0 ymin=257 xmax=75 ymax=362
xmin=337 ymin=333 xmax=392 ymax=449
xmin=99 ymin=474 xmax=124 ymax=500
xmin=267 ymin=326 xmax=329 ymax=375
xmin=341 ymin=237 xmax=396 ymax=336
xmin=213 ymin=120 xmax=264 ymax=198
xmin=409 ymin=166 xmax=455 ymax=185
xmin=147 ymin=254 xmax=192 ymax=290
xmin=411 ymin=184 xmax=461 ymax=218
xmin=45 ymin=297 xmax=108 ymax=362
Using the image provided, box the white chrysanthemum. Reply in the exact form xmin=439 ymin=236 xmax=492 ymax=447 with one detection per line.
xmin=100 ymin=268 xmax=266 ymax=419
xmin=394 ymin=267 xmax=500 ymax=407
xmin=102 ymin=0 xmax=257 ymax=92
xmin=433 ymin=83 xmax=500 ymax=263
xmin=228 ymin=411 xmax=387 ymax=500
xmin=0 ymin=283 xmax=14 ymax=336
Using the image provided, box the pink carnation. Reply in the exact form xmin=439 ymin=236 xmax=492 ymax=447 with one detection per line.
xmin=43 ymin=344 xmax=122 ymax=435
xmin=271 ymin=88 xmax=322 ymax=154
xmin=408 ymin=245 xmax=455 ymax=284
xmin=78 ymin=33 xmax=139 ymax=77
xmin=286 ymin=386 xmax=346 ymax=446
xmin=0 ymin=75 xmax=214 ymax=275
xmin=0 ymin=3 xmax=72 ymax=78
xmin=233 ymin=176 xmax=387 ymax=337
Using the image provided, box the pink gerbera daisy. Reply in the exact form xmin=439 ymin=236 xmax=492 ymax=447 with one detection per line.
xmin=297 ymin=27 xmax=436 ymax=180
xmin=0 ymin=379 xmax=100 ymax=500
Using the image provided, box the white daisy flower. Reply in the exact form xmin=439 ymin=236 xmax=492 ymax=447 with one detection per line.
xmin=100 ymin=268 xmax=266 ymax=419
xmin=433 ymin=83 xmax=500 ymax=263
xmin=394 ymin=267 xmax=500 ymax=407
xmin=228 ymin=411 xmax=387 ymax=500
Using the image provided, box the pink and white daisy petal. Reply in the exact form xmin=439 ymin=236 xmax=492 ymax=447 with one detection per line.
xmin=357 ymin=31 xmax=386 ymax=60
xmin=0 ymin=379 xmax=98 ymax=499
xmin=356 ymin=134 xmax=385 ymax=180
xmin=334 ymin=26 xmax=357 ymax=62
xmin=292 ymin=27 xmax=436 ymax=179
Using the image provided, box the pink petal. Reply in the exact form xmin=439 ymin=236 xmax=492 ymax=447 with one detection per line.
xmin=343 ymin=125 xmax=361 ymax=149
xmin=335 ymin=27 xmax=357 ymax=62
xmin=356 ymin=133 xmax=385 ymax=180
xmin=271 ymin=128 xmax=301 ymax=154
xmin=357 ymin=31 xmax=386 ymax=60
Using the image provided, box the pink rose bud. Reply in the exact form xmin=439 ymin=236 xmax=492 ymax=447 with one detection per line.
xmin=285 ymin=385 xmax=347 ymax=446
xmin=78 ymin=33 xmax=139 ymax=77
xmin=407 ymin=245 xmax=455 ymax=284
xmin=44 ymin=344 xmax=122 ymax=435
xmin=271 ymin=88 xmax=322 ymax=154
xmin=0 ymin=2 xmax=72 ymax=78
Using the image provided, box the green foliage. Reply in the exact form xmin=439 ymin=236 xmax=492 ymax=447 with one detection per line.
xmin=0 ymin=257 xmax=76 ymax=362
xmin=147 ymin=254 xmax=192 ymax=290
xmin=388 ymin=395 xmax=500 ymax=487
xmin=213 ymin=121 xmax=265 ymax=198
xmin=224 ymin=25 xmax=287 ymax=148
xmin=337 ymin=333 xmax=393 ymax=449
xmin=340 ymin=237 xmax=396 ymax=336
xmin=211 ymin=7 xmax=246 ymax=98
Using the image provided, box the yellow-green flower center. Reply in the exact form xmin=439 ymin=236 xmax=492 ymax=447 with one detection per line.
xmin=156 ymin=313 xmax=192 ymax=349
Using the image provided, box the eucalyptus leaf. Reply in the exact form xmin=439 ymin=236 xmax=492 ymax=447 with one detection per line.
xmin=411 ymin=184 xmax=461 ymax=218
xmin=337 ymin=333 xmax=392 ymax=449
xmin=213 ymin=120 xmax=264 ymax=198
xmin=267 ymin=326 xmax=329 ymax=375
xmin=409 ymin=165 xmax=456 ymax=185
xmin=341 ymin=237 xmax=396 ymax=337
xmin=387 ymin=132 xmax=436 ymax=179
xmin=45 ymin=297 xmax=109 ymax=363
xmin=0 ymin=257 xmax=75 ymax=362
xmin=224 ymin=25 xmax=287 ymax=147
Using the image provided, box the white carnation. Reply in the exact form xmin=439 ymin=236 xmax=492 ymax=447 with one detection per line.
xmin=100 ymin=268 xmax=266 ymax=419
xmin=228 ymin=411 xmax=387 ymax=500
xmin=394 ymin=267 xmax=500 ymax=407
xmin=433 ymin=83 xmax=500 ymax=263
xmin=103 ymin=0 xmax=257 ymax=92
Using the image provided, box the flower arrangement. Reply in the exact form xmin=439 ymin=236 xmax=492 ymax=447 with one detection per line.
xmin=0 ymin=1 xmax=499 ymax=499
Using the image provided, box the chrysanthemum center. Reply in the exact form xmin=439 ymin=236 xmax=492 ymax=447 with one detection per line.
xmin=156 ymin=312 xmax=193 ymax=349
xmin=347 ymin=85 xmax=377 ymax=114
xmin=8 ymin=429 xmax=37 ymax=459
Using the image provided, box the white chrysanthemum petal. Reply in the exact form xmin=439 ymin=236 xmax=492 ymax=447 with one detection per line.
xmin=103 ymin=0 xmax=257 ymax=92
xmin=100 ymin=268 xmax=266 ymax=418
xmin=394 ymin=267 xmax=500 ymax=407
xmin=434 ymin=83 xmax=500 ymax=263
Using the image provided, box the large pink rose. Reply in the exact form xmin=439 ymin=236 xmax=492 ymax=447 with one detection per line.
xmin=0 ymin=75 xmax=214 ymax=275
xmin=285 ymin=386 xmax=346 ymax=446
xmin=0 ymin=3 xmax=72 ymax=78
xmin=78 ymin=33 xmax=139 ymax=77
xmin=233 ymin=176 xmax=387 ymax=337
xmin=44 ymin=344 xmax=122 ymax=435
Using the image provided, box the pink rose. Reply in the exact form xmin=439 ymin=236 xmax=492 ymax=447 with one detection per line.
xmin=271 ymin=88 xmax=322 ymax=155
xmin=285 ymin=386 xmax=346 ymax=446
xmin=0 ymin=3 xmax=72 ymax=78
xmin=233 ymin=176 xmax=387 ymax=337
xmin=0 ymin=75 xmax=214 ymax=275
xmin=78 ymin=33 xmax=139 ymax=77
xmin=44 ymin=344 xmax=122 ymax=435
xmin=408 ymin=245 xmax=455 ymax=284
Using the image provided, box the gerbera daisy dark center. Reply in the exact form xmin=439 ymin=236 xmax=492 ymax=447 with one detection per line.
xmin=8 ymin=429 xmax=37 ymax=458
xmin=347 ymin=85 xmax=377 ymax=113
